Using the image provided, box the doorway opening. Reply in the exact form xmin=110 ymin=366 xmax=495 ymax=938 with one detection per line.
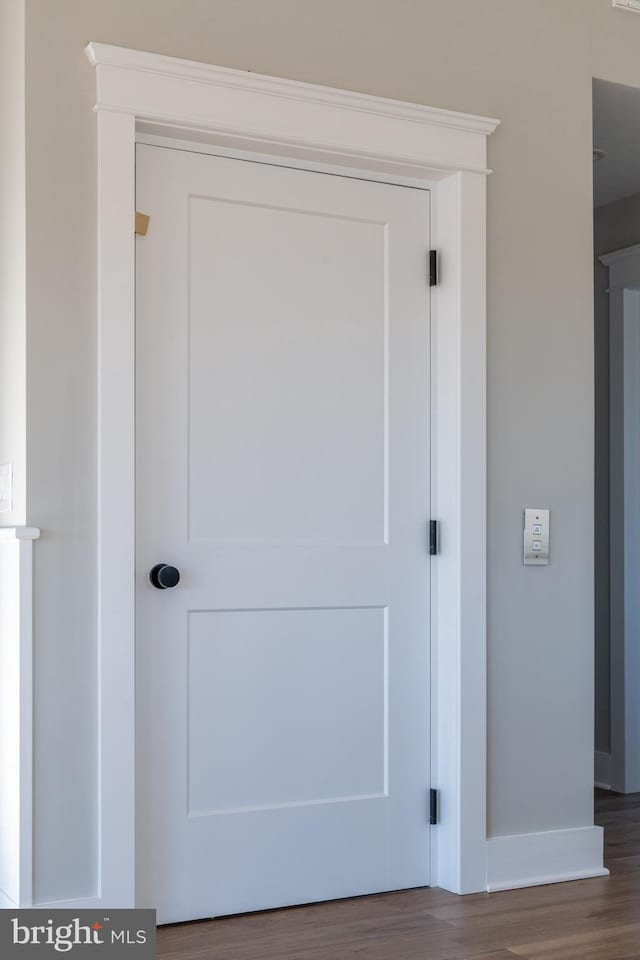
xmin=593 ymin=77 xmax=640 ymax=867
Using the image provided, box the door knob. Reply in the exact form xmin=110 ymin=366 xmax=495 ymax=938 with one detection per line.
xmin=150 ymin=563 xmax=180 ymax=590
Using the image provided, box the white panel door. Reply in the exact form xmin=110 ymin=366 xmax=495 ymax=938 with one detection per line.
xmin=135 ymin=144 xmax=431 ymax=924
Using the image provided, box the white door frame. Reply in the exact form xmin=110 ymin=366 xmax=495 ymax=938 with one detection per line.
xmin=84 ymin=42 xmax=498 ymax=908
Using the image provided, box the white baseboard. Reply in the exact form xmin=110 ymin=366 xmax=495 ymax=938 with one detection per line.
xmin=0 ymin=890 xmax=103 ymax=911
xmin=595 ymin=751 xmax=612 ymax=790
xmin=32 ymin=896 xmax=104 ymax=910
xmin=486 ymin=825 xmax=608 ymax=892
xmin=0 ymin=888 xmax=18 ymax=909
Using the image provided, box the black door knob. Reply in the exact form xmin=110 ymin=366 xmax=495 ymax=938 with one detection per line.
xmin=150 ymin=563 xmax=180 ymax=590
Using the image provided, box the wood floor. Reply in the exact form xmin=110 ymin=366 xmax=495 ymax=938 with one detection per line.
xmin=158 ymin=789 xmax=640 ymax=960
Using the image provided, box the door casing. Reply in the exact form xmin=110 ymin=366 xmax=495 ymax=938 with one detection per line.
xmin=66 ymin=42 xmax=498 ymax=912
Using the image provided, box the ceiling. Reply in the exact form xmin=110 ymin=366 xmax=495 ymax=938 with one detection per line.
xmin=593 ymin=79 xmax=640 ymax=208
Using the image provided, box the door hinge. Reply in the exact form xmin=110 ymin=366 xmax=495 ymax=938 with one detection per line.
xmin=429 ymin=788 xmax=439 ymax=825
xmin=429 ymin=249 xmax=438 ymax=286
xmin=429 ymin=520 xmax=439 ymax=556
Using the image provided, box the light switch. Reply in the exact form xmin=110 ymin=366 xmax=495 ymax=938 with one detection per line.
xmin=0 ymin=463 xmax=12 ymax=513
xmin=523 ymin=508 xmax=550 ymax=565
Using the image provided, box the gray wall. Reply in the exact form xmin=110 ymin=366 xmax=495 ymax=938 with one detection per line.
xmin=594 ymin=191 xmax=640 ymax=759
xmin=0 ymin=0 xmax=26 ymax=526
xmin=19 ymin=0 xmax=640 ymax=900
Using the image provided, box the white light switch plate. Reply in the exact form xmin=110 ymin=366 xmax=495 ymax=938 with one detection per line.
xmin=523 ymin=508 xmax=550 ymax=566
xmin=0 ymin=463 xmax=12 ymax=513
xmin=612 ymin=0 xmax=640 ymax=13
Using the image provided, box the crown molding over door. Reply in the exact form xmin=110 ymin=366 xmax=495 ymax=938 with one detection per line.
xmin=43 ymin=42 xmax=498 ymax=910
